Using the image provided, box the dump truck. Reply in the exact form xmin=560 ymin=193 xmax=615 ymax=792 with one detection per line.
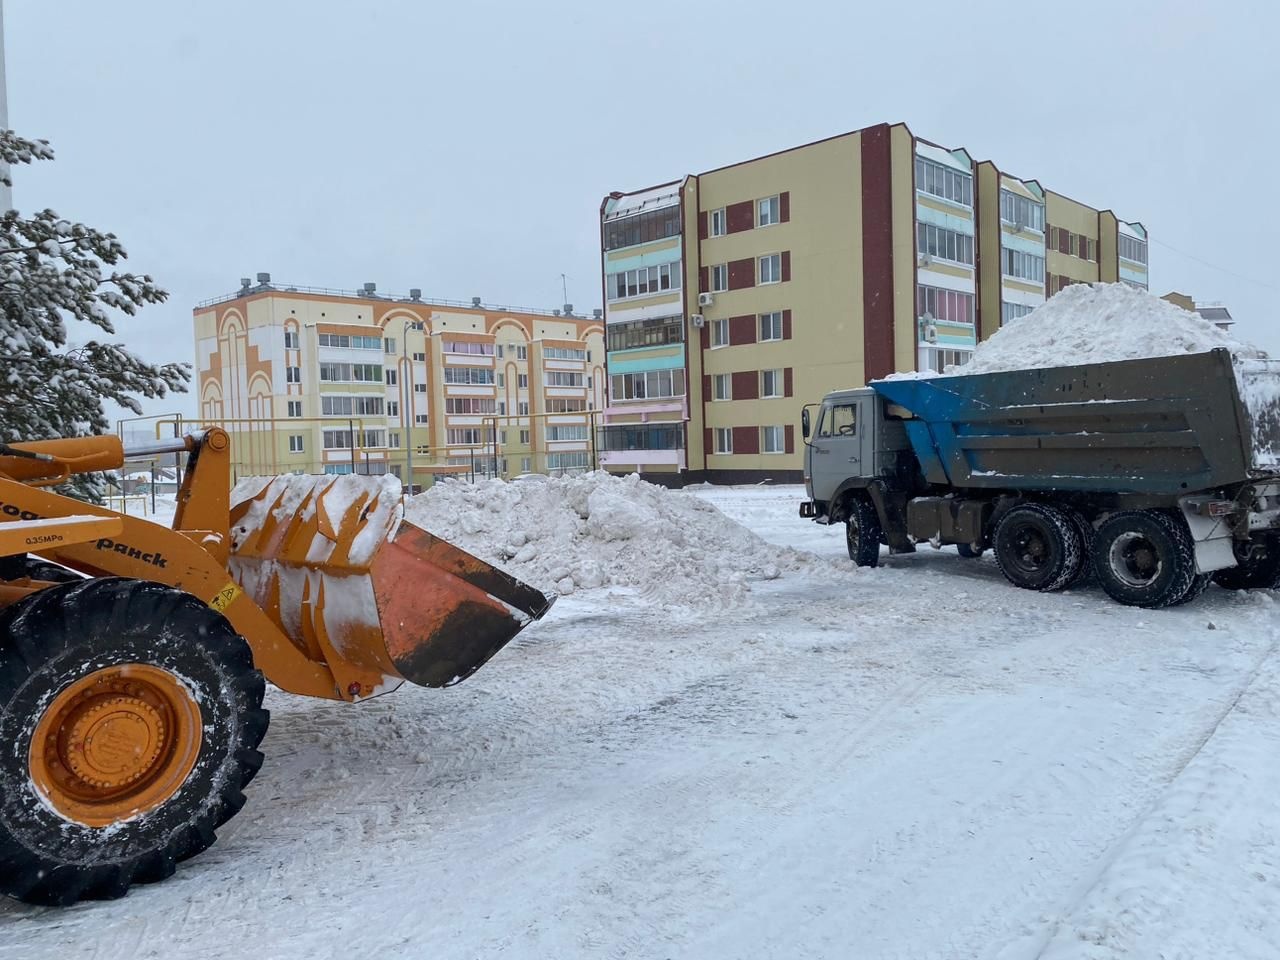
xmin=800 ymin=348 xmax=1280 ymax=607
xmin=0 ymin=428 xmax=552 ymax=906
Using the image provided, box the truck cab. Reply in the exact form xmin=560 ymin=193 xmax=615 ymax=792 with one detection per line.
xmin=802 ymin=387 xmax=911 ymax=517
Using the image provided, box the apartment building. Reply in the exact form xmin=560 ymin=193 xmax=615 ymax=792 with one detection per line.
xmin=192 ymin=278 xmax=605 ymax=484
xmin=600 ymin=121 xmax=1149 ymax=483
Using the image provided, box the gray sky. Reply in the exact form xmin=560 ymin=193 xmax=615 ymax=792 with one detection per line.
xmin=9 ymin=0 xmax=1277 ymax=422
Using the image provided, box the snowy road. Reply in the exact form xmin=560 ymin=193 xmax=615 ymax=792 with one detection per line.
xmin=2 ymin=486 xmax=1278 ymax=959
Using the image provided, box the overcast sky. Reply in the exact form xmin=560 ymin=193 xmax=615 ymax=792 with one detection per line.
xmin=8 ymin=0 xmax=1277 ymax=422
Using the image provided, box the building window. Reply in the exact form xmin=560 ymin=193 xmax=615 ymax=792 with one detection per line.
xmin=545 ymin=398 xmax=586 ymax=413
xmin=442 ymin=341 xmax=493 ymax=356
xmin=318 ymin=363 xmax=381 ymax=383
xmin=288 ymin=435 xmax=304 ymax=453
xmin=318 ymin=334 xmax=382 ymax=349
xmin=921 ymin=346 xmax=974 ymax=374
xmin=1001 ymin=302 xmax=1036 ymax=325
xmin=443 ymin=367 xmax=495 ymax=385
xmin=413 ymin=351 xmax=426 ymax=362
xmin=521 ymin=457 xmax=531 ymax=472
xmin=445 ymin=398 xmax=497 ymax=414
xmin=384 ymin=337 xmax=397 ymax=354
xmin=759 ymin=311 xmax=784 ymax=341
xmin=518 ymin=401 xmax=530 ymax=416
xmin=916 ymin=285 xmax=975 ymax=324
xmin=385 ymin=369 xmax=398 ymax=386
xmin=447 ymin=428 xmax=491 ymax=446
xmin=915 ymin=157 xmax=973 ymax=206
xmin=286 ymin=366 xmax=301 ymax=384
xmin=518 ymin=373 xmax=529 ymax=388
xmin=711 ymin=317 xmax=729 ymax=348
xmin=322 ymin=429 xmax=385 ymax=449
xmin=758 ymin=254 xmax=782 ymax=285
xmin=321 ymin=396 xmax=384 ymax=416
xmin=545 ymin=372 xmax=583 ymax=387
xmin=414 ymin=383 xmax=427 ymax=393
xmin=547 ymin=425 xmax=589 ymax=442
xmin=916 ymin=223 xmax=974 ymax=266
xmin=999 ymin=190 xmax=1045 ymax=232
xmin=520 ymin=429 xmax=531 ymax=444
xmin=284 ymin=330 xmax=299 ymax=349
xmin=758 ymin=195 xmax=780 ymax=227
xmin=388 ymin=432 xmax=400 ymax=448
xmin=610 ymin=369 xmax=687 ymax=400
xmin=497 ymin=373 xmax=504 ymax=387
xmin=495 ymin=344 xmax=503 ymax=358
xmin=287 ymin=400 xmax=302 ymax=417
xmin=607 ymin=262 xmax=683 ymax=302
xmin=714 ymin=428 xmax=733 ymax=455
xmin=761 ymin=369 xmax=783 ymax=398
xmin=606 ymin=315 xmax=684 ymax=351
xmin=323 ymin=464 xmax=355 ymax=476
xmin=543 ymin=346 xmax=587 ymax=361
xmin=387 ymin=400 xmax=399 ymax=417
xmin=1118 ymin=234 xmax=1148 ymax=264
xmin=710 ymin=207 xmax=726 ymax=237
xmin=603 ymin=205 xmax=682 ymax=251
xmin=713 ymin=373 xmax=731 ymax=401
xmin=1002 ymin=248 xmax=1046 ymax=283
xmin=711 ymin=264 xmax=728 ymax=293
xmin=516 ymin=345 xmax=528 ymax=360
xmin=762 ymin=426 xmax=785 ymax=453
xmin=546 ymin=451 xmax=590 ymax=473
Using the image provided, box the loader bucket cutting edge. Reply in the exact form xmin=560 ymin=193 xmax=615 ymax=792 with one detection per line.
xmin=228 ymin=475 xmax=553 ymax=694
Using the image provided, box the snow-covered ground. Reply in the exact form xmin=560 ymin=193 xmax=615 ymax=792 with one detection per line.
xmin=3 ymin=484 xmax=1278 ymax=959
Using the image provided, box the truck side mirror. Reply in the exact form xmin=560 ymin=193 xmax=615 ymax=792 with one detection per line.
xmin=801 ymin=408 xmax=811 ymax=440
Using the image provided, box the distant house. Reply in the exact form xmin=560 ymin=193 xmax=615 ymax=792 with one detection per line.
xmin=1161 ymin=292 xmax=1235 ymax=331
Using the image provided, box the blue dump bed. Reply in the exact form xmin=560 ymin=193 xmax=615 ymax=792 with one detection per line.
xmin=870 ymin=348 xmax=1280 ymax=496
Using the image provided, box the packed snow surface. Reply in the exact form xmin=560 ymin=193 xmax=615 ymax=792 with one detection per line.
xmin=5 ymin=486 xmax=1279 ymax=959
xmin=404 ymin=471 xmax=825 ymax=607
xmin=952 ymin=283 xmax=1266 ymax=376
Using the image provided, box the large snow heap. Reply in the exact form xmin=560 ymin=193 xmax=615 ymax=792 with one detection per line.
xmin=406 ymin=472 xmax=825 ymax=607
xmin=953 ymin=283 xmax=1265 ymax=376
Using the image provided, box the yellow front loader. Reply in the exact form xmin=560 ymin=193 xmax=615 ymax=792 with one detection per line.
xmin=0 ymin=429 xmax=552 ymax=906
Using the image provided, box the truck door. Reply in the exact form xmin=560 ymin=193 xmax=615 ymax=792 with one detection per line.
xmin=813 ymin=397 xmax=869 ymax=486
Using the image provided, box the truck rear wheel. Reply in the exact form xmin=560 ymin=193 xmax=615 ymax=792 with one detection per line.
xmin=0 ymin=578 xmax=268 ymax=906
xmin=992 ymin=503 xmax=1081 ymax=592
xmin=1092 ymin=510 xmax=1198 ymax=608
xmin=1211 ymin=536 xmax=1280 ymax=590
xmin=845 ymin=497 xmax=882 ymax=568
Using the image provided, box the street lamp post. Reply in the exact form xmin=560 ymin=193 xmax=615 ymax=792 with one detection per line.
xmin=402 ymin=321 xmax=420 ymax=495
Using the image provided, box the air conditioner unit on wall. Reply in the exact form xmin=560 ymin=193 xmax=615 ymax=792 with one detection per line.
xmin=924 ymin=323 xmax=938 ymax=343
xmin=698 ymin=292 xmax=715 ymax=307
xmin=690 ymin=314 xmax=705 ymax=328
xmin=919 ymin=253 xmax=933 ymax=267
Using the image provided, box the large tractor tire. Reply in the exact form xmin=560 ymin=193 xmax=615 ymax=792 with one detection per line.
xmin=0 ymin=578 xmax=267 ymax=906
xmin=992 ymin=503 xmax=1082 ymax=593
xmin=0 ymin=554 xmax=83 ymax=584
xmin=1211 ymin=536 xmax=1280 ymax=591
xmin=1092 ymin=510 xmax=1198 ymax=608
xmin=844 ymin=496 xmax=883 ymax=568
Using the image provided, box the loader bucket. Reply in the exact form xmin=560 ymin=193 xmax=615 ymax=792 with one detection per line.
xmin=227 ymin=475 xmax=553 ymax=699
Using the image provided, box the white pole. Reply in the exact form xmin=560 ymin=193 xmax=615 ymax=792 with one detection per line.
xmin=0 ymin=0 xmax=11 ymax=211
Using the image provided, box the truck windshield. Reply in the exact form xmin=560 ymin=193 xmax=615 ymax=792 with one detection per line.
xmin=818 ymin=403 xmax=857 ymax=438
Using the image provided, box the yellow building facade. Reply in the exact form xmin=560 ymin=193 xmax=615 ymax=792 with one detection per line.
xmin=601 ymin=122 xmax=1149 ymax=483
xmin=192 ymin=281 xmax=605 ymax=485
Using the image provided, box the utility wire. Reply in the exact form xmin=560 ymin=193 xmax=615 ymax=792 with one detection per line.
xmin=1149 ymin=237 xmax=1280 ymax=293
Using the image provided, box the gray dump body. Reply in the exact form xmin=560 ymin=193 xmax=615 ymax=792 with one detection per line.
xmin=869 ymin=348 xmax=1280 ymax=496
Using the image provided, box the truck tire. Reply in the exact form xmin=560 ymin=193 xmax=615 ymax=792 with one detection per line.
xmin=0 ymin=555 xmax=83 ymax=584
xmin=0 ymin=578 xmax=268 ymax=906
xmin=1066 ymin=510 xmax=1096 ymax=587
xmin=956 ymin=543 xmax=985 ymax=559
xmin=845 ymin=496 xmax=882 ymax=568
xmin=1092 ymin=510 xmax=1198 ymax=608
xmin=992 ymin=503 xmax=1081 ymax=592
xmin=1173 ymin=573 xmax=1212 ymax=606
xmin=1211 ymin=536 xmax=1280 ymax=590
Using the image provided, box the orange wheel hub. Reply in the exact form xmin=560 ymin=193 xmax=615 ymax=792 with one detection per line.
xmin=28 ymin=664 xmax=203 ymax=827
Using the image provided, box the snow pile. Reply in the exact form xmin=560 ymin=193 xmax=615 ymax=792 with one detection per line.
xmin=953 ymin=283 xmax=1265 ymax=376
xmin=405 ymin=472 xmax=827 ymax=608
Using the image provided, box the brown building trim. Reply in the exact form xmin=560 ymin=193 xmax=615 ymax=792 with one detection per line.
xmin=726 ymin=200 xmax=754 ymax=234
xmin=702 ymin=373 xmax=711 ymax=398
xmin=860 ymin=123 xmax=896 ymax=382
xmin=698 ymin=211 xmax=708 ymax=240
xmin=782 ymin=309 xmax=793 ymax=340
xmin=699 ymin=266 xmax=709 ymax=293
xmin=785 ymin=424 xmax=795 ymax=455
xmin=780 ymin=191 xmax=790 ymax=223
xmin=781 ymin=250 xmax=791 ymax=283
xmin=704 ymin=427 xmax=713 ymax=454
xmin=728 ymin=314 xmax=756 ymax=346
xmin=732 ymin=425 xmax=759 ymax=455
xmin=728 ymin=258 xmax=755 ymax=291
xmin=784 ymin=367 xmax=794 ymax=397
xmin=732 ymin=370 xmax=758 ymax=400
